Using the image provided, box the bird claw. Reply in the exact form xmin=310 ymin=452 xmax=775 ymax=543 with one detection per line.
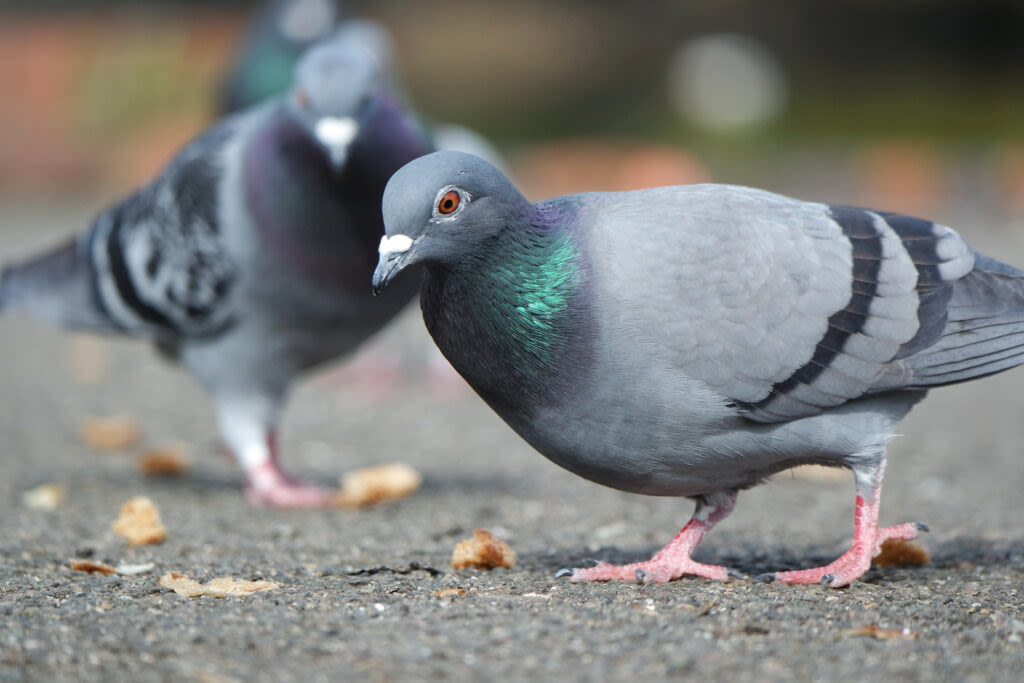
xmin=914 ymin=522 xmax=930 ymax=533
xmin=635 ymin=568 xmax=648 ymax=583
xmin=554 ymin=568 xmax=574 ymax=579
xmin=819 ymin=573 xmax=836 ymax=587
xmin=726 ymin=568 xmax=746 ymax=580
xmin=752 ymin=573 xmax=776 ymax=584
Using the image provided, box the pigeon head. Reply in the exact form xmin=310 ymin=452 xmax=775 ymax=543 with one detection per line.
xmin=372 ymin=151 xmax=528 ymax=294
xmin=287 ymin=35 xmax=385 ymax=169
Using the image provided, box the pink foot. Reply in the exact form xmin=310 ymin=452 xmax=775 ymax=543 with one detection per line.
xmin=757 ymin=489 xmax=927 ymax=587
xmin=558 ymin=493 xmax=738 ymax=584
xmin=568 ymin=555 xmax=731 ymax=584
xmin=245 ymin=461 xmax=337 ymax=508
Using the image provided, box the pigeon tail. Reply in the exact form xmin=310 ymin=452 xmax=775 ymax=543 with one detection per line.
xmin=904 ymin=253 xmax=1024 ymax=387
xmin=0 ymin=236 xmax=115 ymax=331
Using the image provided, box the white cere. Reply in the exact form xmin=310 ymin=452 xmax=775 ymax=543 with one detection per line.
xmin=379 ymin=234 xmax=414 ymax=257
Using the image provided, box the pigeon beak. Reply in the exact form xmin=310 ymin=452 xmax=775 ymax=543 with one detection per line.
xmin=372 ymin=233 xmax=416 ymax=295
xmin=315 ymin=116 xmax=359 ymax=170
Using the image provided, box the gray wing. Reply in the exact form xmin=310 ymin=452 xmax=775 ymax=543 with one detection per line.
xmin=891 ymin=253 xmax=1024 ymax=387
xmin=589 ymin=185 xmax=975 ymax=424
xmin=89 ymin=120 xmax=240 ymax=338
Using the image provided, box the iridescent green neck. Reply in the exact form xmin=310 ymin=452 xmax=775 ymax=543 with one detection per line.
xmin=496 ymin=230 xmax=580 ymax=356
xmin=422 ymin=205 xmax=590 ymax=414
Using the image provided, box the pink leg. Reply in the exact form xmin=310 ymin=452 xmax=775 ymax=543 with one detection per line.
xmin=242 ymin=431 xmax=338 ymax=508
xmin=562 ymin=492 xmax=739 ymax=584
xmin=758 ymin=458 xmax=925 ymax=587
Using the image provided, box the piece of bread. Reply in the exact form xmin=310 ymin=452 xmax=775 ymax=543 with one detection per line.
xmin=335 ymin=463 xmax=422 ymax=507
xmin=451 ymin=529 xmax=516 ymax=570
xmin=138 ymin=444 xmax=190 ymax=477
xmin=158 ymin=573 xmax=278 ymax=598
xmin=112 ymin=496 xmax=167 ymax=546
xmin=80 ymin=415 xmax=141 ymax=451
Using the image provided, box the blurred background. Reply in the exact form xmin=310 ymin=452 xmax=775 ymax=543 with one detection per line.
xmin=1 ymin=0 xmax=1023 ymax=224
xmin=4 ymin=6 xmax=1024 ymax=678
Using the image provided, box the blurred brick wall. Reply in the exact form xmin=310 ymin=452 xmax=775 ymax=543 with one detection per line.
xmin=0 ymin=9 xmax=243 ymax=195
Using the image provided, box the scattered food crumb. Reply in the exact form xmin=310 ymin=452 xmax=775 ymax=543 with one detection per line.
xmin=451 ymin=529 xmax=516 ymax=570
xmin=80 ymin=415 xmax=141 ymax=451
xmin=112 ymin=496 xmax=167 ymax=546
xmin=874 ymin=538 xmax=931 ymax=568
xmin=23 ymin=483 xmax=66 ymax=510
xmin=70 ymin=559 xmax=116 ymax=575
xmin=158 ymin=572 xmax=278 ymax=598
xmin=138 ymin=443 xmax=191 ymax=477
xmin=840 ymin=624 xmax=918 ymax=640
xmin=335 ymin=463 xmax=422 ymax=507
xmin=432 ymin=587 xmax=467 ymax=598
xmin=115 ymin=563 xmax=156 ymax=576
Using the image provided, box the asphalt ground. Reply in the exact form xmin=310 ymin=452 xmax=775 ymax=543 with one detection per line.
xmin=1 ymin=199 xmax=1023 ymax=682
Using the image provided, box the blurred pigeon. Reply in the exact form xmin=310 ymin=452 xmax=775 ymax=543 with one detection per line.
xmin=218 ymin=0 xmax=348 ymax=115
xmin=431 ymin=122 xmax=507 ymax=175
xmin=373 ymin=150 xmax=1024 ymax=587
xmin=1 ymin=35 xmax=433 ymax=507
xmin=220 ymin=8 xmax=505 ymax=171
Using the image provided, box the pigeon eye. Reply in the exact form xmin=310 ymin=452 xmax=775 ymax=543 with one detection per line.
xmin=294 ymin=88 xmax=310 ymax=108
xmin=437 ymin=190 xmax=461 ymax=215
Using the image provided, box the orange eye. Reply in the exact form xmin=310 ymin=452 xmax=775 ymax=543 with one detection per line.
xmin=437 ymin=190 xmax=460 ymax=215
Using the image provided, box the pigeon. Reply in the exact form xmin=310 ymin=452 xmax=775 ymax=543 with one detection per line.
xmin=372 ymin=150 xmax=1024 ymax=587
xmin=220 ymin=4 xmax=506 ymax=175
xmin=218 ymin=0 xmax=349 ymax=115
xmin=220 ymin=4 xmax=504 ymax=158
xmin=0 ymin=35 xmax=433 ymax=507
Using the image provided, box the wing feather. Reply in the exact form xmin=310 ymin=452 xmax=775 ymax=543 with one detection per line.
xmin=588 ymin=185 xmax=977 ymax=423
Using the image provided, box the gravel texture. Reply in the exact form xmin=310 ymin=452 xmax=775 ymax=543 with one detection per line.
xmin=2 ymin=201 xmax=1023 ymax=682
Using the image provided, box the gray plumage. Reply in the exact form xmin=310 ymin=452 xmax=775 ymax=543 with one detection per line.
xmin=373 ymin=150 xmax=1024 ymax=585
xmin=2 ymin=33 xmax=433 ymax=507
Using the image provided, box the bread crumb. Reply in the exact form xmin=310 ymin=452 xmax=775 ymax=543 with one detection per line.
xmin=335 ymin=463 xmax=422 ymax=507
xmin=23 ymin=483 xmax=66 ymax=510
xmin=158 ymin=572 xmax=278 ymax=598
xmin=80 ymin=415 xmax=141 ymax=451
xmin=873 ymin=538 xmax=930 ymax=567
xmin=840 ymin=624 xmax=917 ymax=640
xmin=432 ymin=587 xmax=467 ymax=598
xmin=112 ymin=496 xmax=167 ymax=546
xmin=138 ymin=444 xmax=191 ymax=477
xmin=70 ymin=559 xmax=117 ymax=575
xmin=451 ymin=529 xmax=516 ymax=570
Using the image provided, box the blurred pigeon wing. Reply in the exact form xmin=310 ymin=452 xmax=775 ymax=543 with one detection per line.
xmin=89 ymin=122 xmax=239 ymax=338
